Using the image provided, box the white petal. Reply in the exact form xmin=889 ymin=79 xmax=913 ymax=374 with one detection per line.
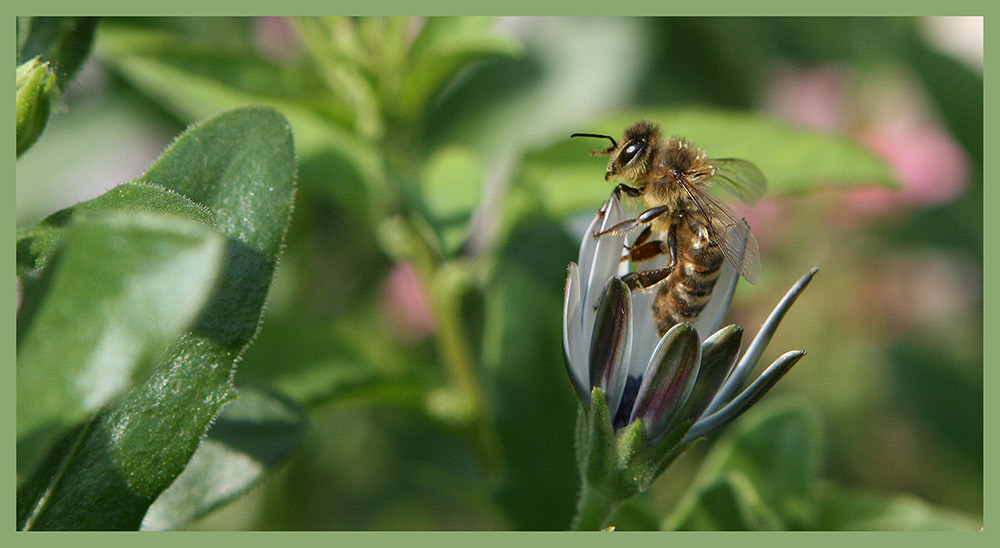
xmin=627 ymin=286 xmax=660 ymax=378
xmin=576 ymin=202 xmax=607 ymax=298
xmin=583 ymin=195 xmax=627 ymax=347
xmin=562 ymin=262 xmax=588 ymax=399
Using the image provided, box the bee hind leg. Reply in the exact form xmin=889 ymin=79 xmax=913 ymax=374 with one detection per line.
xmin=620 ymin=266 xmax=674 ymax=290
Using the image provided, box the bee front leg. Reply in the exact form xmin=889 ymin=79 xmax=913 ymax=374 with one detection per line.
xmin=613 ymin=184 xmax=643 ymax=199
xmin=593 ymin=205 xmax=670 ymax=239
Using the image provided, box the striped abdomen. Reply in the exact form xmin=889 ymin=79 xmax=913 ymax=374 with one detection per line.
xmin=652 ymin=216 xmax=724 ymax=335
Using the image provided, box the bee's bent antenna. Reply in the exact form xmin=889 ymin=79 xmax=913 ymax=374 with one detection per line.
xmin=571 ymin=132 xmax=618 ymax=149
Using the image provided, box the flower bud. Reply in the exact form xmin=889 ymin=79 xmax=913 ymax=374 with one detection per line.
xmin=16 ymin=58 xmax=57 ymax=157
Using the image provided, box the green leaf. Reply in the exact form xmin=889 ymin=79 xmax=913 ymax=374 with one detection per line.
xmin=16 ymin=58 xmax=57 ymax=157
xmin=419 ymin=146 xmax=483 ymax=256
xmin=16 ymin=212 xmax=226 ymax=444
xmin=17 ymin=182 xmax=215 ymax=275
xmin=815 ymin=481 xmax=981 ymax=531
xmin=141 ymin=386 xmax=307 ymax=531
xmin=665 ymin=472 xmax=784 ymax=531
xmin=520 ymin=108 xmax=898 ymax=219
xmin=664 ymin=399 xmax=823 ymax=530
xmin=16 ymin=106 xmax=296 ymax=530
xmin=95 ymin=22 xmax=387 ymax=204
xmin=17 ymin=17 xmax=97 ymax=83
xmin=398 ymin=17 xmax=522 ymax=120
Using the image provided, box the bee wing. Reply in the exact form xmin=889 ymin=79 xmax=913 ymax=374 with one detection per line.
xmin=684 ymin=185 xmax=761 ymax=285
xmin=709 ymin=159 xmax=767 ymax=206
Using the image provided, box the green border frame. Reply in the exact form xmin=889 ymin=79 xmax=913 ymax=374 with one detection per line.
xmin=8 ymin=5 xmax=991 ymax=544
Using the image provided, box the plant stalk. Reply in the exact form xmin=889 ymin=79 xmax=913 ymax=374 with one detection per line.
xmin=571 ymin=482 xmax=620 ymax=531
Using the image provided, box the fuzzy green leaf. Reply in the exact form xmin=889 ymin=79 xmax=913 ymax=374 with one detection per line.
xmin=95 ymin=22 xmax=387 ymax=201
xmin=419 ymin=146 xmax=483 ymax=256
xmin=17 ymin=182 xmax=214 ymax=276
xmin=16 ymin=212 xmax=225 ymax=444
xmin=664 ymin=400 xmax=822 ymax=530
xmin=16 ymin=106 xmax=296 ymax=530
xmin=814 ymin=481 xmax=981 ymax=531
xmin=141 ymin=386 xmax=307 ymax=531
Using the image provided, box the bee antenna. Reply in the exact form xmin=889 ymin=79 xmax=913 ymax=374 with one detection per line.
xmin=571 ymin=133 xmax=617 ymax=148
xmin=571 ymin=132 xmax=617 ymax=155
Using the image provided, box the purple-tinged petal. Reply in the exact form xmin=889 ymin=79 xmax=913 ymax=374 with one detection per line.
xmin=589 ymin=277 xmax=632 ymax=417
xmin=628 ymin=323 xmax=701 ymax=443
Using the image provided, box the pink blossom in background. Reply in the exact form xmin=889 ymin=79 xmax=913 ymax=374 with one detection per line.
xmin=763 ymin=64 xmax=849 ymax=131
xmin=380 ymin=262 xmax=436 ymax=340
xmin=254 ymin=17 xmax=300 ymax=62
xmin=763 ymin=63 xmax=970 ymax=216
xmin=847 ymin=123 xmax=969 ymax=213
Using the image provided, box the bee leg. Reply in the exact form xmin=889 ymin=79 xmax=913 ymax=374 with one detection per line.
xmin=633 ymin=226 xmax=653 ymax=247
xmin=612 ymin=184 xmax=643 ymax=199
xmin=619 ymin=223 xmax=679 ymax=288
xmin=621 ymin=267 xmax=673 ymax=290
xmin=593 ymin=205 xmax=670 ymax=238
xmin=625 ymin=240 xmax=664 ymax=263
xmin=624 ymin=227 xmax=659 ymax=262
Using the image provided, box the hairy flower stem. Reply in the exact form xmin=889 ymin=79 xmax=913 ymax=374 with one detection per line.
xmin=572 ymin=483 xmax=620 ymax=531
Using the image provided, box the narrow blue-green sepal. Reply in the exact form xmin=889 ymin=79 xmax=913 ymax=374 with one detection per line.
xmin=683 ymin=350 xmax=807 ymax=443
xmin=589 ymin=278 xmax=632 ymax=419
xmin=703 ymin=268 xmax=818 ymax=416
xmin=628 ymin=322 xmax=701 ymax=444
xmin=686 ymin=325 xmax=744 ymax=422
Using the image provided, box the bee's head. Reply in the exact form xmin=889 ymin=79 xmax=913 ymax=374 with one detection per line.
xmin=572 ymin=121 xmax=660 ymax=185
xmin=606 ymin=121 xmax=659 ymax=183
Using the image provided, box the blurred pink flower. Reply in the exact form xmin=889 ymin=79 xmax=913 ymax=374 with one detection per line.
xmin=763 ymin=64 xmax=849 ymax=131
xmin=847 ymin=122 xmax=969 ymax=213
xmin=254 ymin=17 xmax=300 ymax=62
xmin=764 ymin=63 xmax=970 ymax=215
xmin=380 ymin=261 xmax=436 ymax=340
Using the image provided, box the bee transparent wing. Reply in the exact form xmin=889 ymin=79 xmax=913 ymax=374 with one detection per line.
xmin=684 ymin=186 xmax=761 ymax=285
xmin=710 ymin=159 xmax=767 ymax=206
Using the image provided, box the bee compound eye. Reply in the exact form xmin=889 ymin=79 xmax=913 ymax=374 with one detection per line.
xmin=619 ymin=140 xmax=645 ymax=165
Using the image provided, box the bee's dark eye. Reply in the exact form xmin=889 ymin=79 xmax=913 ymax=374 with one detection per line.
xmin=618 ymin=139 xmax=645 ymax=165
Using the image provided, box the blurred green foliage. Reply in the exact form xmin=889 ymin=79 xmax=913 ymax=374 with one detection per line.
xmin=15 ymin=17 xmax=981 ymax=530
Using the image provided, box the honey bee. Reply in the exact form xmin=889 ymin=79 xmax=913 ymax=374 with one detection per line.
xmin=572 ymin=120 xmax=766 ymax=335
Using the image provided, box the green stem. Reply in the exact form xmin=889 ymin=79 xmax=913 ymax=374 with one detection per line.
xmin=571 ymin=483 xmax=621 ymax=531
xmin=430 ymin=263 xmax=504 ymax=478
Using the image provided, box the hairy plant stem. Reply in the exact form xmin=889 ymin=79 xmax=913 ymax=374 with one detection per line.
xmin=571 ymin=482 xmax=620 ymax=531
